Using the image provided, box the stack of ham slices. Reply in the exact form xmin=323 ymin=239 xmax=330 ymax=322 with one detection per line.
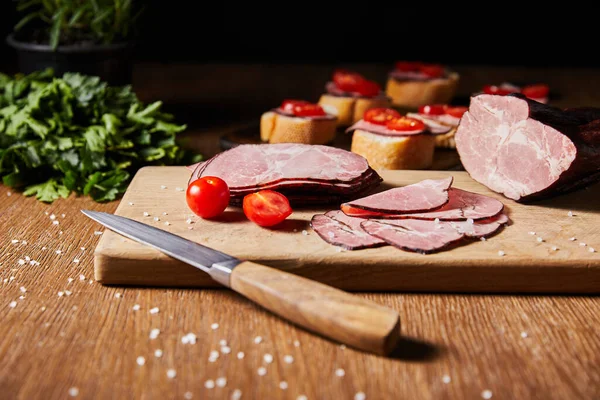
xmin=188 ymin=143 xmax=383 ymax=205
xmin=311 ymin=177 xmax=510 ymax=253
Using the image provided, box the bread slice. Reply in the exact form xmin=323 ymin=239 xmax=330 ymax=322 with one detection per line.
xmin=350 ymin=129 xmax=435 ymax=170
xmin=260 ymin=111 xmax=337 ymax=144
xmin=385 ymin=72 xmax=460 ymax=109
xmin=318 ymin=94 xmax=392 ymax=127
xmin=434 ymin=127 xmax=457 ymax=149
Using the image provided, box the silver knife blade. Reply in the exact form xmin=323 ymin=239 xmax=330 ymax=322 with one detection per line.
xmin=81 ymin=210 xmax=241 ymax=286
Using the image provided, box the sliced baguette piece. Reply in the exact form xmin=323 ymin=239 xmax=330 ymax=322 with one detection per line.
xmin=385 ymin=72 xmax=460 ymax=109
xmin=350 ymin=129 xmax=435 ymax=170
xmin=434 ymin=127 xmax=458 ymax=149
xmin=318 ymin=94 xmax=392 ymax=127
xmin=260 ymin=111 xmax=337 ymax=145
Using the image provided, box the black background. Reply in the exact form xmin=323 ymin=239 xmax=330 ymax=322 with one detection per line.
xmin=1 ymin=2 xmax=599 ymax=68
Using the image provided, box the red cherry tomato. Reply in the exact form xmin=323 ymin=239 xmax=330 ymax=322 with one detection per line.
xmin=419 ymin=64 xmax=445 ymax=78
xmin=333 ymin=69 xmax=365 ymax=92
xmin=243 ymin=190 xmax=293 ymax=227
xmin=483 ymin=85 xmax=517 ymax=96
xmin=280 ymin=99 xmax=326 ymax=117
xmin=186 ymin=176 xmax=230 ymax=219
xmin=444 ymin=106 xmax=468 ymax=118
xmin=386 ymin=116 xmax=426 ymax=132
xmin=364 ymin=108 xmax=401 ymax=125
xmin=418 ymin=104 xmax=446 ymax=115
xmin=353 ymin=80 xmax=381 ymax=96
xmin=395 ymin=61 xmax=423 ymax=72
xmin=521 ymin=84 xmax=550 ymax=99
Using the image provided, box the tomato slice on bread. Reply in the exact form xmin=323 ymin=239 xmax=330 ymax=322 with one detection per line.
xmin=386 ymin=116 xmax=426 ymax=132
xmin=280 ymin=99 xmax=326 ymax=117
xmin=444 ymin=106 xmax=468 ymax=118
xmin=419 ymin=64 xmax=445 ymax=78
xmin=418 ymin=104 xmax=446 ymax=115
xmin=483 ymin=85 xmax=518 ymax=96
xmin=521 ymin=84 xmax=549 ymax=99
xmin=243 ymin=190 xmax=293 ymax=227
xmin=364 ymin=108 xmax=401 ymax=125
xmin=353 ymin=80 xmax=381 ymax=97
xmin=333 ymin=69 xmax=365 ymax=92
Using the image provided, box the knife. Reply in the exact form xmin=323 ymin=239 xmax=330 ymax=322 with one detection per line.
xmin=82 ymin=210 xmax=401 ymax=356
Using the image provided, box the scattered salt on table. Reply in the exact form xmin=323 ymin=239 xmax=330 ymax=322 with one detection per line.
xmin=354 ymin=392 xmax=366 ymax=400
xmin=257 ymin=367 xmax=267 ymax=376
xmin=68 ymin=387 xmax=79 ymax=397
xmin=590 ymin=247 xmax=596 ymax=253
xmin=9 ymin=301 xmax=17 ymax=308
xmin=302 ymin=230 xmax=308 ymax=236
xmin=580 ymin=242 xmax=587 ymax=247
xmin=94 ymin=231 xmax=103 ymax=235
xmin=569 ymin=237 xmax=576 ymax=241
xmin=335 ymin=368 xmax=345 ymax=377
xmin=20 ymin=286 xmax=26 ymax=293
xmin=143 ymin=212 xmax=150 ymax=217
xmin=481 ymin=390 xmax=493 ymax=399
xmin=65 ymin=290 xmax=72 ymax=296
xmin=136 ymin=356 xmax=145 ymax=366
xmin=442 ymin=375 xmax=451 ymax=384
xmin=166 ymin=369 xmax=176 ymax=379
xmin=254 ymin=336 xmax=262 ymax=344
xmin=80 ymin=275 xmax=85 ymax=281
xmin=237 ymin=352 xmax=245 ymax=359
xmin=536 ymin=237 xmax=544 ymax=243
xmin=216 ymin=377 xmax=227 ymax=388
xmin=115 ymin=293 xmax=122 ymax=298
xmin=149 ymin=307 xmax=159 ymax=314
xmin=551 ymin=246 xmax=559 ymax=251
xmin=568 ymin=211 xmax=574 ymax=217
xmin=521 ymin=331 xmax=528 ymax=338
xmin=160 ymin=185 xmax=167 ymax=189
xmin=498 ymin=250 xmax=505 ymax=257
xmin=284 ymin=355 xmax=294 ymax=364
xmin=263 ymin=354 xmax=273 ymax=364
xmin=149 ymin=329 xmax=160 ymax=339
xmin=297 ymin=396 xmax=307 ymax=400
xmin=211 ymin=323 xmax=219 ymax=330
xmin=154 ymin=349 xmax=163 ymax=358
xmin=221 ymin=346 xmax=231 ymax=354
xmin=184 ymin=392 xmax=193 ymax=399
xmin=279 ymin=381 xmax=288 ymax=390
xmin=232 ymin=389 xmax=243 ymax=400
xmin=528 ymin=231 xmax=536 ymax=235
xmin=204 ymin=379 xmax=215 ymax=389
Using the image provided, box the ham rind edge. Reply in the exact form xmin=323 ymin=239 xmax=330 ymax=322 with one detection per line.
xmin=455 ymin=93 xmax=600 ymax=202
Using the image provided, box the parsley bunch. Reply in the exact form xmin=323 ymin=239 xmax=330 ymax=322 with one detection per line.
xmin=0 ymin=68 xmax=201 ymax=202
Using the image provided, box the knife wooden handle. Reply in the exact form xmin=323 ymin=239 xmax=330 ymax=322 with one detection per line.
xmin=229 ymin=261 xmax=401 ymax=355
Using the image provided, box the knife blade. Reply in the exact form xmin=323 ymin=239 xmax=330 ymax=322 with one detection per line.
xmin=82 ymin=210 xmax=401 ymax=356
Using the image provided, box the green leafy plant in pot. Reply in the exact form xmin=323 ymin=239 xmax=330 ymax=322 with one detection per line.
xmin=6 ymin=0 xmax=144 ymax=85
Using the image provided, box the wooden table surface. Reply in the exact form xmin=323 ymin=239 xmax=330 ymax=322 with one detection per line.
xmin=1 ymin=63 xmax=600 ymax=399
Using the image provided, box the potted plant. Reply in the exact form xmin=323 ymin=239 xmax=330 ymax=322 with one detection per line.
xmin=5 ymin=0 xmax=144 ymax=85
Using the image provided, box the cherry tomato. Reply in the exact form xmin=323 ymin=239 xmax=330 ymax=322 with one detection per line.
xmin=521 ymin=84 xmax=550 ymax=99
xmin=280 ymin=99 xmax=326 ymax=117
xmin=333 ymin=69 xmax=365 ymax=92
xmin=418 ymin=104 xmax=446 ymax=115
xmin=395 ymin=61 xmax=422 ymax=72
xmin=386 ymin=116 xmax=426 ymax=132
xmin=419 ymin=64 xmax=445 ymax=78
xmin=186 ymin=176 xmax=230 ymax=219
xmin=364 ymin=107 xmax=401 ymax=125
xmin=444 ymin=106 xmax=468 ymax=118
xmin=353 ymin=80 xmax=381 ymax=97
xmin=243 ymin=190 xmax=293 ymax=227
xmin=483 ymin=85 xmax=517 ymax=96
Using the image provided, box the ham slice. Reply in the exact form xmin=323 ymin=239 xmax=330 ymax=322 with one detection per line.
xmin=361 ymin=214 xmax=509 ymax=253
xmin=342 ymin=177 xmax=453 ymax=213
xmin=455 ymin=93 xmax=600 ymax=202
xmin=345 ymin=120 xmax=427 ymax=136
xmin=341 ymin=188 xmax=504 ymax=221
xmin=310 ymin=211 xmax=385 ymax=250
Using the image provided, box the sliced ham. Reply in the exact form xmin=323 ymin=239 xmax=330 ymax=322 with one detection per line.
xmin=341 ymin=188 xmax=504 ymax=221
xmin=342 ymin=177 xmax=453 ymax=213
xmin=310 ymin=211 xmax=385 ymax=250
xmin=455 ymin=93 xmax=600 ymax=202
xmin=324 ymin=81 xmax=388 ymax=100
xmin=405 ymin=113 xmax=457 ymax=134
xmin=360 ymin=213 xmax=509 ymax=253
xmin=190 ymin=143 xmax=375 ymax=186
xmin=345 ymin=119 xmax=427 ymax=136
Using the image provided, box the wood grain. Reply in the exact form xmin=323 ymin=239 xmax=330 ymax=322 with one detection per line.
xmin=1 ymin=63 xmax=600 ymax=399
xmin=95 ymin=167 xmax=600 ymax=293
xmin=230 ymin=261 xmax=401 ymax=356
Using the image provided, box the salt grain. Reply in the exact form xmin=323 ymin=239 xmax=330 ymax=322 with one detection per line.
xmin=219 ymin=339 xmax=228 ymax=346
xmin=136 ymin=356 xmax=146 ymax=366
xmin=68 ymin=387 xmax=79 ymax=397
xmin=221 ymin=346 xmax=231 ymax=354
xmin=53 ymin=220 xmax=59 ymax=225
xmin=552 ymin=246 xmax=559 ymax=251
xmin=94 ymin=231 xmax=103 ymax=235
xmin=9 ymin=301 xmax=17 ymax=308
xmin=590 ymin=247 xmax=596 ymax=253
xmin=128 ymin=202 xmax=134 ymax=206
xmin=521 ymin=331 xmax=528 ymax=338
xmin=442 ymin=375 xmax=451 ymax=384
xmin=294 ymin=340 xmax=300 ymax=347
xmin=143 ymin=212 xmax=150 ymax=217
xmin=166 ymin=369 xmax=176 ymax=379
xmin=164 ymin=221 xmax=170 ymax=226
xmin=20 ymin=286 xmax=26 ymax=293
xmin=467 ymin=218 xmax=474 ymax=224
xmin=232 ymin=389 xmax=242 ymax=400
xmin=184 ymin=392 xmax=193 ymax=399
xmin=568 ymin=211 xmax=574 ymax=217
xmin=186 ymin=218 xmax=193 ymax=224
xmin=263 ymin=354 xmax=273 ymax=364
xmin=50 ymin=214 xmax=56 ymax=220
xmin=25 ymin=256 xmax=30 ymax=261
xmin=65 ymin=290 xmax=72 ymax=296
xmin=73 ymin=258 xmax=79 ymax=263
xmin=211 ymin=323 xmax=219 ymax=330
xmin=149 ymin=329 xmax=160 ymax=339
xmin=297 ymin=396 xmax=307 ymax=400
xmin=257 ymin=367 xmax=267 ymax=376
xmin=480 ymin=237 xmax=487 ymax=242
xmin=132 ymin=304 xmax=140 ymax=311
xmin=58 ymin=292 xmax=64 ymax=297
xmin=163 ymin=212 xmax=168 ymax=215
xmin=176 ymin=187 xmax=184 ymax=192
xmin=284 ymin=355 xmax=294 ymax=364
xmin=434 ymin=218 xmax=440 ymax=224
xmin=354 ymin=392 xmax=366 ymax=400
xmin=569 ymin=237 xmax=576 ymax=241
xmin=216 ymin=377 xmax=227 ymax=388
xmin=19 ymin=296 xmax=25 ymax=300
xmin=79 ymin=275 xmax=85 ymax=281
xmin=6 ymin=191 xmax=11 ymax=196
xmin=335 ymin=368 xmax=345 ymax=377
xmin=161 ymin=185 xmax=167 ymax=189
xmin=536 ymin=237 xmax=544 ymax=243
xmin=498 ymin=250 xmax=505 ymax=256
xmin=154 ymin=349 xmax=163 ymax=358
xmin=18 ymin=259 xmax=25 ymax=265
xmin=11 ymin=239 xmax=19 ymax=244
xmin=80 ymin=247 xmax=85 ymax=251
xmin=528 ymin=231 xmax=536 ymax=235
xmin=237 ymin=352 xmax=245 ymax=359
xmin=150 ymin=307 xmax=159 ymax=314
xmin=115 ymin=293 xmax=122 ymax=298
xmin=302 ymin=230 xmax=308 ymax=236
xmin=153 ymin=217 xmax=160 ymax=221
xmin=481 ymin=390 xmax=493 ymax=399
xmin=204 ymin=380 xmax=215 ymax=389
xmin=56 ymin=250 xmax=62 ymax=255
xmin=339 ymin=344 xmax=346 ymax=349
xmin=279 ymin=381 xmax=288 ymax=390
xmin=580 ymin=242 xmax=587 ymax=247
xmin=254 ymin=336 xmax=262 ymax=344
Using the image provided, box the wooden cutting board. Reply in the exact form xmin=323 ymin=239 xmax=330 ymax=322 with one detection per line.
xmin=93 ymin=166 xmax=600 ymax=293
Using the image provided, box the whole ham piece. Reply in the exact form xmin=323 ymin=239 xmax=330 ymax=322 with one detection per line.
xmin=455 ymin=93 xmax=600 ymax=202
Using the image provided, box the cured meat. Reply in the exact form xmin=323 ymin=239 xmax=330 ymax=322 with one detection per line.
xmin=360 ymin=214 xmax=509 ymax=253
xmin=341 ymin=188 xmax=504 ymax=221
xmin=346 ymin=119 xmax=427 ymax=136
xmin=310 ymin=211 xmax=385 ymax=250
xmin=405 ymin=113 xmax=457 ymax=134
xmin=190 ymin=143 xmax=377 ymax=187
xmin=455 ymin=93 xmax=600 ymax=202
xmin=342 ymin=177 xmax=453 ymax=213
xmin=325 ymin=81 xmax=388 ymax=100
